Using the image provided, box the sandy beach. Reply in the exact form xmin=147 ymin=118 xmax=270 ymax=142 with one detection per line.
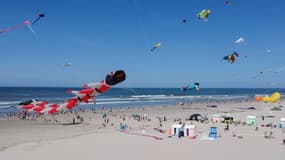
xmin=0 ymin=100 xmax=285 ymax=160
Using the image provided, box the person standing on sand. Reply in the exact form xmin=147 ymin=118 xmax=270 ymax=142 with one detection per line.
xmin=269 ymin=131 xmax=273 ymax=138
xmin=264 ymin=130 xmax=268 ymax=138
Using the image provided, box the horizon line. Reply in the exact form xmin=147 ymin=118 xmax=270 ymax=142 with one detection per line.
xmin=0 ymin=86 xmax=284 ymax=89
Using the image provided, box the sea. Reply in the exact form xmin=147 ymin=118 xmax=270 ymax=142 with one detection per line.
xmin=0 ymin=87 xmax=284 ymax=117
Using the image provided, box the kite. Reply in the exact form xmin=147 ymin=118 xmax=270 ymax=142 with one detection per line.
xmin=222 ymin=51 xmax=239 ymax=64
xmin=151 ymin=43 xmax=161 ymax=51
xmin=266 ymin=49 xmax=271 ymax=53
xmin=225 ymin=1 xmax=232 ymax=5
xmin=235 ymin=37 xmax=245 ymax=44
xmin=64 ymin=63 xmax=72 ymax=67
xmin=0 ymin=20 xmax=35 ymax=35
xmin=182 ymin=82 xmax=200 ymax=91
xmin=32 ymin=13 xmax=45 ymax=24
xmin=19 ymin=70 xmax=126 ymax=115
xmin=182 ymin=19 xmax=187 ymax=23
xmin=255 ymin=92 xmax=281 ymax=103
xmin=197 ymin=9 xmax=211 ymax=21
xmin=252 ymin=71 xmax=263 ymax=78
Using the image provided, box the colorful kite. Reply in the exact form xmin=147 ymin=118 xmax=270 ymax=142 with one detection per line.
xmin=182 ymin=83 xmax=200 ymax=91
xmin=197 ymin=9 xmax=211 ymax=21
xmin=151 ymin=43 xmax=161 ymax=51
xmin=19 ymin=70 xmax=126 ymax=115
xmin=255 ymin=92 xmax=281 ymax=103
xmin=222 ymin=51 xmax=239 ymax=64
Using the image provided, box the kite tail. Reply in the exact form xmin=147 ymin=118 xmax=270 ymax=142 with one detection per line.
xmin=26 ymin=23 xmax=36 ymax=34
xmin=0 ymin=22 xmax=26 ymax=35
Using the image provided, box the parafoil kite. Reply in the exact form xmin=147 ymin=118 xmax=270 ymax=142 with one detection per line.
xmin=235 ymin=37 xmax=245 ymax=44
xmin=151 ymin=43 xmax=161 ymax=51
xmin=197 ymin=9 xmax=211 ymax=21
xmin=32 ymin=13 xmax=45 ymax=24
xmin=0 ymin=20 xmax=35 ymax=35
xmin=182 ymin=82 xmax=200 ymax=91
xmin=255 ymin=92 xmax=281 ymax=103
xmin=19 ymin=70 xmax=126 ymax=115
xmin=222 ymin=51 xmax=239 ymax=64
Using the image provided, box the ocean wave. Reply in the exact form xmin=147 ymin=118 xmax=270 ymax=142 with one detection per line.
xmin=0 ymin=101 xmax=21 ymax=106
xmin=131 ymin=95 xmax=166 ymax=98
xmin=0 ymin=94 xmax=251 ymax=110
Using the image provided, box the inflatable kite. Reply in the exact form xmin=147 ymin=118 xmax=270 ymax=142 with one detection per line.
xmin=197 ymin=9 xmax=211 ymax=21
xmin=32 ymin=13 xmax=45 ymax=24
xmin=182 ymin=83 xmax=200 ymax=91
xmin=151 ymin=43 xmax=161 ymax=51
xmin=19 ymin=70 xmax=126 ymax=115
xmin=222 ymin=52 xmax=239 ymax=64
xmin=255 ymin=92 xmax=281 ymax=103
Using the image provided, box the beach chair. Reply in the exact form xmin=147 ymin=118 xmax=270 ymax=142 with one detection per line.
xmin=120 ymin=124 xmax=126 ymax=130
xmin=209 ymin=127 xmax=217 ymax=139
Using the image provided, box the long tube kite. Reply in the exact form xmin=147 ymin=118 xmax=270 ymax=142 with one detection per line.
xmin=19 ymin=70 xmax=126 ymax=115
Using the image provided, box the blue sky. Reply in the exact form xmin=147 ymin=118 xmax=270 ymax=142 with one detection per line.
xmin=0 ymin=0 xmax=285 ymax=88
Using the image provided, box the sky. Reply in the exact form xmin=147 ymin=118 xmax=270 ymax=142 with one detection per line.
xmin=0 ymin=0 xmax=285 ymax=88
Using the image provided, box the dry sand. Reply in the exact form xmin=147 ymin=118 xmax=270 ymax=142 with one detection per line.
xmin=0 ymin=101 xmax=285 ymax=160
